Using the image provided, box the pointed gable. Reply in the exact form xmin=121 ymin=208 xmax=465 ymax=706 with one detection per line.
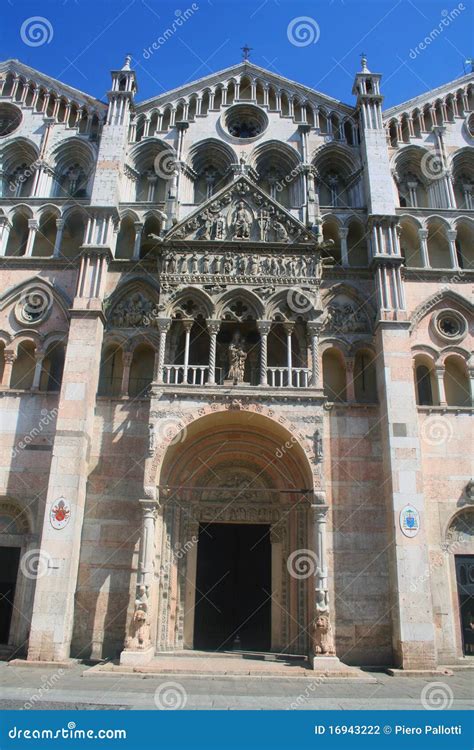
xmin=166 ymin=174 xmax=314 ymax=245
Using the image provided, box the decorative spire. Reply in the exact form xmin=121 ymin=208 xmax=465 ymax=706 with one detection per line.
xmin=360 ymin=53 xmax=370 ymax=73
xmin=122 ymin=54 xmax=132 ymax=71
xmin=241 ymin=44 xmax=252 ymax=62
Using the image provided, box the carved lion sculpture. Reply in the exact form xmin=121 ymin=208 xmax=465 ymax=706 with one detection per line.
xmin=125 ymin=608 xmax=149 ymax=650
xmin=312 ymin=614 xmax=335 ymax=656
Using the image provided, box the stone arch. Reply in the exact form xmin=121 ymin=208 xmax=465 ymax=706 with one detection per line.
xmin=409 ymin=290 xmax=473 ymax=332
xmin=146 ymin=402 xmax=317 ymax=491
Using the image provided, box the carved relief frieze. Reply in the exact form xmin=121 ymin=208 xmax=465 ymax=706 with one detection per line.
xmin=159 ymin=249 xmax=323 ymax=287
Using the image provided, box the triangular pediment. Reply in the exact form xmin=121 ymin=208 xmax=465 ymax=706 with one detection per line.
xmin=166 ymin=175 xmax=315 ymax=245
xmin=137 ymin=61 xmax=353 ymax=115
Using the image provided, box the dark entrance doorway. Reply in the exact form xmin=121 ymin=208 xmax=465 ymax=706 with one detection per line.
xmin=455 ymin=555 xmax=474 ymax=656
xmin=0 ymin=547 xmax=21 ymax=644
xmin=193 ymin=523 xmax=271 ymax=651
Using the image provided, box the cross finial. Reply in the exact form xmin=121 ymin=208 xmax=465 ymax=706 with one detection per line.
xmin=241 ymin=44 xmax=252 ymax=61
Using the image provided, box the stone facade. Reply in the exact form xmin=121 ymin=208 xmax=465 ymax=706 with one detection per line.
xmin=0 ymin=55 xmax=472 ymax=669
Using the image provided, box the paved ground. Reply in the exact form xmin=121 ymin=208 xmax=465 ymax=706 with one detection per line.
xmin=0 ymin=660 xmax=472 ymax=710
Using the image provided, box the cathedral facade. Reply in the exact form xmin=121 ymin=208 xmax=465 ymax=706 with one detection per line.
xmin=0 ymin=55 xmax=472 ymax=670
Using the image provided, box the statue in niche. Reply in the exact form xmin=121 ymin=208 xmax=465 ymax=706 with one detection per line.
xmin=200 ymin=210 xmax=213 ymax=240
xmin=222 ymin=252 xmax=234 ymax=274
xmin=249 ymin=256 xmax=259 ymax=275
xmin=214 ymin=212 xmax=226 ymax=240
xmin=273 ymin=218 xmax=289 ymax=242
xmin=178 ymin=255 xmax=187 ymax=273
xmin=237 ymin=255 xmax=247 ymax=274
xmin=190 ymin=252 xmax=199 ymax=274
xmin=232 ymin=201 xmax=252 ymax=240
xmin=314 ymin=429 xmax=323 ymax=459
xmin=202 ymin=255 xmax=210 ymax=274
xmin=166 ymin=254 xmax=177 ymax=274
xmin=227 ymin=331 xmax=247 ymax=384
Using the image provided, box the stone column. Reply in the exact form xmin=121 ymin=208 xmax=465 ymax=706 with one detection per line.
xmin=1 ymin=350 xmax=16 ymax=387
xmin=257 ymin=320 xmax=272 ymax=386
xmin=418 ymin=229 xmax=430 ymax=268
xmin=25 ymin=220 xmax=38 ymax=257
xmin=0 ymin=218 xmax=11 ymax=256
xmin=309 ymin=498 xmax=337 ymax=667
xmin=307 ymin=322 xmax=321 ymax=388
xmin=284 ymin=322 xmax=294 ymax=387
xmin=182 ymin=318 xmax=193 ymax=383
xmin=132 ymin=222 xmax=144 ymax=260
xmin=53 ymin=219 xmax=65 ymax=258
xmin=345 ymin=357 xmax=356 ymax=401
xmin=339 ymin=227 xmax=349 ymax=267
xmin=31 ymin=352 xmax=45 ymax=391
xmin=206 ymin=319 xmax=221 ymax=386
xmin=156 ymin=318 xmax=171 ymax=384
xmin=435 ymin=366 xmax=447 ymax=406
xmin=120 ymin=352 xmax=133 ymax=396
xmin=447 ymin=230 xmax=459 ymax=270
xmin=120 ymin=497 xmax=159 ymax=665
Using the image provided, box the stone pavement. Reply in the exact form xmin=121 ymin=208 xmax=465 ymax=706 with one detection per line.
xmin=0 ymin=660 xmax=472 ymax=710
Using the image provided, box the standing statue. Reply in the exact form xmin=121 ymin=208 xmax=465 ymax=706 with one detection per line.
xmin=125 ymin=584 xmax=151 ymax=650
xmin=273 ymin=218 xmax=289 ymax=242
xmin=214 ymin=212 xmax=226 ymax=240
xmin=232 ymin=201 xmax=252 ymax=240
xmin=202 ymin=254 xmax=210 ymax=274
xmin=227 ymin=331 xmax=247 ymax=384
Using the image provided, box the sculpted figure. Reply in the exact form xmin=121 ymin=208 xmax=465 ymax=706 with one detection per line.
xmin=214 ymin=212 xmax=226 ymax=240
xmin=232 ymin=201 xmax=252 ymax=239
xmin=202 ymin=255 xmax=210 ymax=274
xmin=125 ymin=585 xmax=150 ymax=650
xmin=228 ymin=331 xmax=247 ymax=384
xmin=273 ymin=218 xmax=289 ymax=242
xmin=222 ymin=252 xmax=234 ymax=274
xmin=311 ymin=614 xmax=336 ymax=656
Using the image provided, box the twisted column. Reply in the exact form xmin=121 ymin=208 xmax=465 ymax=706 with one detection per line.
xmin=156 ymin=318 xmax=171 ymax=384
xmin=206 ymin=319 xmax=221 ymax=385
xmin=257 ymin=320 xmax=271 ymax=386
xmin=307 ymin=322 xmax=322 ymax=388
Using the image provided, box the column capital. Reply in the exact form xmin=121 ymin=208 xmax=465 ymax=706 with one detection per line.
xmin=182 ymin=317 xmax=194 ymax=332
xmin=283 ymin=321 xmax=295 ymax=334
xmin=157 ymin=317 xmax=172 ymax=333
xmin=257 ymin=319 xmax=272 ymax=335
xmin=339 ymin=227 xmax=349 ymax=239
xmin=447 ymin=229 xmax=457 ymax=241
xmin=206 ymin=318 xmax=221 ymax=335
xmin=307 ymin=321 xmax=323 ymax=336
xmin=3 ymin=349 xmax=16 ymax=364
xmin=122 ymin=351 xmax=133 ymax=366
xmin=138 ymin=497 xmax=159 ymax=515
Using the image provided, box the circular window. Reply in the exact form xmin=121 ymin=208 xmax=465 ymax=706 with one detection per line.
xmin=431 ymin=309 xmax=467 ymax=343
xmin=0 ymin=103 xmax=22 ymax=138
xmin=222 ymin=104 xmax=268 ymax=142
xmin=467 ymin=112 xmax=474 ymax=139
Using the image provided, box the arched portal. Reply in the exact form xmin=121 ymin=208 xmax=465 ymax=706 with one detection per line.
xmin=153 ymin=409 xmax=316 ymax=655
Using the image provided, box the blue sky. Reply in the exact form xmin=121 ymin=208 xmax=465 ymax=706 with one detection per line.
xmin=1 ymin=0 xmax=472 ymax=109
